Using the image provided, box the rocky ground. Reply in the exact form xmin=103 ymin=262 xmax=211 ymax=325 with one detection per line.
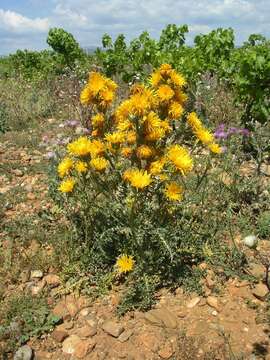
xmin=1 ymin=118 xmax=270 ymax=360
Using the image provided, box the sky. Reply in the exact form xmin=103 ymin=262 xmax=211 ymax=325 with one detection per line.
xmin=0 ymin=0 xmax=269 ymax=55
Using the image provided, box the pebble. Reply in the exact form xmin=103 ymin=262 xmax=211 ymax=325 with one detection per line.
xmin=62 ymin=335 xmax=81 ymax=354
xmin=44 ymin=274 xmax=61 ymax=287
xmin=14 ymin=345 xmax=33 ymax=360
xmin=51 ymin=329 xmax=68 ymax=343
xmin=206 ymin=296 xmax=220 ymax=311
xmin=76 ymin=325 xmax=97 ymax=338
xmin=30 ymin=270 xmax=43 ymax=279
xmin=186 ymin=297 xmax=201 ymax=309
xmin=102 ymin=320 xmax=124 ymax=337
xmin=118 ymin=329 xmax=133 ymax=343
xmin=252 ymin=283 xmax=269 ymax=300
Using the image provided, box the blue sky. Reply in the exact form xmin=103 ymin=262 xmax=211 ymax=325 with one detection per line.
xmin=0 ymin=0 xmax=269 ymax=54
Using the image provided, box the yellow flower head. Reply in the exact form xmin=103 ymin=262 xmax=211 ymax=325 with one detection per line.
xmin=126 ymin=131 xmax=137 ymax=144
xmin=167 ymin=145 xmax=193 ymax=175
xmin=157 ymin=85 xmax=175 ymax=102
xmin=67 ymin=137 xmax=92 ymax=156
xmin=208 ymin=143 xmax=223 ymax=154
xmin=174 ymin=89 xmax=188 ymax=104
xmin=80 ymin=85 xmax=93 ymax=105
xmin=136 ymin=145 xmax=154 ymax=159
xmin=168 ymin=101 xmax=184 ymax=119
xmin=91 ymin=129 xmax=100 ymax=137
xmin=116 ymin=119 xmax=133 ymax=132
xmin=116 ymin=254 xmax=135 ymax=273
xmin=58 ymin=178 xmax=75 ymax=193
xmin=159 ymin=63 xmax=172 ymax=76
xmin=105 ymin=131 xmax=126 ymax=144
xmin=169 ymin=70 xmax=186 ymax=87
xmin=114 ymin=99 xmax=132 ymax=123
xmin=186 ymin=112 xmax=203 ymax=131
xmin=149 ymin=70 xmax=162 ymax=88
xmin=90 ymin=157 xmax=109 ymax=171
xmin=121 ymin=147 xmax=133 ymax=158
xmin=87 ymin=72 xmax=106 ymax=96
xmin=164 ymin=182 xmax=183 ymax=201
xmin=123 ymin=168 xmax=152 ymax=189
xmin=58 ymin=157 xmax=73 ymax=178
xmin=75 ymin=161 xmax=88 ymax=173
xmin=92 ymin=113 xmax=105 ymax=128
xmin=194 ymin=128 xmax=214 ymax=145
xmin=149 ymin=157 xmax=166 ymax=175
xmin=129 ymin=93 xmax=151 ymax=116
xmin=89 ymin=140 xmax=105 ymax=158
xmin=99 ymin=88 xmax=115 ymax=107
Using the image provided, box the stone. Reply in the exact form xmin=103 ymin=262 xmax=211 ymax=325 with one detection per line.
xmin=158 ymin=343 xmax=174 ymax=359
xmin=31 ymin=280 xmax=46 ymax=296
xmin=14 ymin=345 xmax=33 ymax=360
xmin=252 ymin=283 xmax=269 ymax=300
xmin=102 ymin=320 xmax=124 ymax=337
xmin=118 ymin=329 xmax=133 ymax=343
xmin=74 ymin=339 xmax=96 ymax=359
xmin=34 ymin=351 xmax=51 ymax=359
xmin=243 ymin=235 xmax=258 ymax=249
xmin=186 ymin=297 xmax=201 ymax=309
xmin=30 ymin=270 xmax=43 ymax=279
xmin=86 ymin=318 xmax=98 ymax=329
xmin=206 ymin=296 xmax=220 ymax=311
xmin=206 ymin=274 xmax=215 ymax=289
xmin=20 ymin=270 xmax=30 ymax=283
xmin=249 ymin=263 xmax=265 ymax=279
xmin=66 ymin=298 xmax=79 ymax=318
xmin=44 ymin=274 xmax=61 ymax=287
xmin=52 ymin=302 xmax=69 ymax=320
xmin=51 ymin=329 xmax=68 ymax=343
xmin=63 ymin=321 xmax=74 ymax=330
xmin=79 ymin=307 xmax=91 ymax=317
xmin=144 ymin=311 xmax=163 ymax=326
xmin=76 ymin=325 xmax=97 ymax=338
xmin=62 ymin=335 xmax=81 ymax=354
xmin=138 ymin=333 xmax=159 ymax=352
xmin=12 ymin=169 xmax=24 ymax=177
xmin=145 ymin=308 xmax=177 ymax=329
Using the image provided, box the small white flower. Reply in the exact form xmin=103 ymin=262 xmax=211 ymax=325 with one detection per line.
xmin=243 ymin=235 xmax=258 ymax=248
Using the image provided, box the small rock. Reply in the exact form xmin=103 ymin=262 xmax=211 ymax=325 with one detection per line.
xmin=12 ymin=169 xmax=24 ymax=177
xmin=14 ymin=345 xmax=33 ymax=360
xmin=243 ymin=235 xmax=258 ymax=249
xmin=249 ymin=263 xmax=265 ymax=279
xmin=86 ymin=318 xmax=98 ymax=328
xmin=20 ymin=270 xmax=30 ymax=283
xmin=66 ymin=298 xmax=79 ymax=318
xmin=31 ymin=280 xmax=46 ymax=296
xmin=64 ymin=321 xmax=74 ymax=330
xmin=187 ymin=297 xmax=201 ymax=309
xmin=44 ymin=274 xmax=61 ymax=287
xmin=144 ymin=311 xmax=163 ymax=326
xmin=211 ymin=310 xmax=218 ymax=316
xmin=76 ymin=325 xmax=97 ymax=338
xmin=102 ymin=320 xmax=124 ymax=337
xmin=30 ymin=270 xmax=43 ymax=279
xmin=79 ymin=307 xmax=91 ymax=317
xmin=51 ymin=329 xmax=68 ymax=343
xmin=118 ymin=329 xmax=133 ymax=343
xmin=34 ymin=351 xmax=51 ymax=359
xmin=252 ymin=283 xmax=269 ymax=300
xmin=62 ymin=335 xmax=81 ymax=354
xmin=206 ymin=274 xmax=215 ymax=289
xmin=52 ymin=302 xmax=69 ymax=320
xmin=74 ymin=339 xmax=96 ymax=359
xmin=145 ymin=308 xmax=177 ymax=329
xmin=206 ymin=296 xmax=220 ymax=311
xmin=158 ymin=343 xmax=174 ymax=359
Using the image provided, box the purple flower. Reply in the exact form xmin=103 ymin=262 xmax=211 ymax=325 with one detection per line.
xmin=65 ymin=120 xmax=79 ymax=128
xmin=44 ymin=151 xmax=57 ymax=160
xmin=228 ymin=127 xmax=239 ymax=135
xmin=239 ymin=128 xmax=250 ymax=136
xmin=214 ymin=130 xmax=228 ymax=139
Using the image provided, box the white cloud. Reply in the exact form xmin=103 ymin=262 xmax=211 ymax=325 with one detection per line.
xmin=0 ymin=9 xmax=49 ymax=33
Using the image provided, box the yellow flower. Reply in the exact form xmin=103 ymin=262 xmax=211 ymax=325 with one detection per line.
xmin=167 ymin=145 xmax=193 ymax=175
xmin=105 ymin=78 xmax=118 ymax=92
xmin=194 ymin=128 xmax=214 ymax=145
xmin=58 ymin=157 xmax=73 ymax=178
xmin=116 ymin=254 xmax=135 ymax=273
xmin=121 ymin=147 xmax=133 ymax=158
xmin=89 ymin=140 xmax=105 ymax=158
xmin=58 ymin=178 xmax=75 ymax=193
xmin=75 ymin=161 xmax=88 ymax=173
xmin=114 ymin=99 xmax=132 ymax=123
xmin=174 ymin=89 xmax=188 ymax=104
xmin=90 ymin=157 xmax=109 ymax=171
xmin=169 ymin=70 xmax=186 ymax=87
xmin=129 ymin=93 xmax=151 ymax=116
xmin=136 ymin=145 xmax=154 ymax=159
xmin=91 ymin=129 xmax=99 ymax=137
xmin=116 ymin=120 xmax=133 ymax=132
xmin=80 ymin=85 xmax=93 ymax=105
xmin=164 ymin=182 xmax=183 ymax=201
xmin=105 ymin=131 xmax=126 ymax=144
xmin=157 ymin=85 xmax=175 ymax=102
xmin=186 ymin=112 xmax=203 ymax=130
xmin=123 ymin=168 xmax=152 ymax=189
xmin=126 ymin=131 xmax=137 ymax=144
xmin=159 ymin=63 xmax=172 ymax=76
xmin=149 ymin=70 xmax=162 ymax=88
xmin=67 ymin=137 xmax=92 ymax=156
xmin=149 ymin=158 xmax=166 ymax=175
xmin=208 ymin=143 xmax=223 ymax=154
xmin=87 ymin=72 xmax=106 ymax=96
xmin=168 ymin=101 xmax=184 ymax=119
xmin=92 ymin=113 xmax=105 ymax=128
xmin=99 ymin=88 xmax=115 ymax=107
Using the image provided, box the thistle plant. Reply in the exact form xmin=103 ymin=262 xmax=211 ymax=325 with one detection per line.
xmin=55 ymin=64 xmax=224 ymax=309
